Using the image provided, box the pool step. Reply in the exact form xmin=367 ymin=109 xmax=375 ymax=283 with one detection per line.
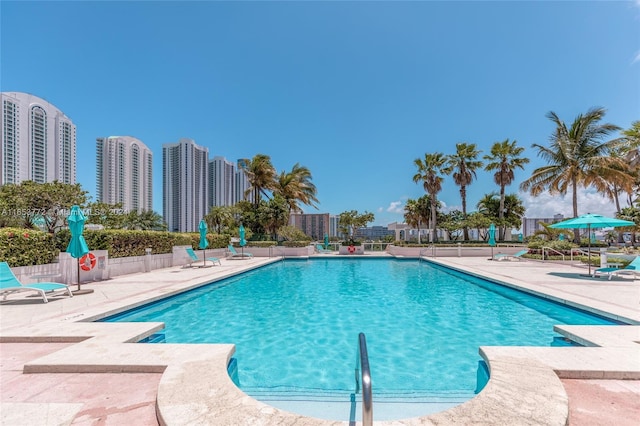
xmin=247 ymin=390 xmax=475 ymax=422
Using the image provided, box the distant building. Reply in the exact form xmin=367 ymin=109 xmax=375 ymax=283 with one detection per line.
xmin=354 ymin=225 xmax=395 ymax=240
xmin=96 ymin=136 xmax=152 ymax=213
xmin=162 ymin=138 xmax=208 ymax=232
xmin=235 ymin=158 xmax=252 ymax=204
xmin=209 ymin=156 xmax=235 ymax=207
xmin=329 ymin=215 xmax=339 ymax=238
xmin=522 ymin=214 xmax=565 ymax=237
xmin=1 ymin=92 xmax=76 ymax=185
xmin=290 ymin=213 xmax=330 ymax=240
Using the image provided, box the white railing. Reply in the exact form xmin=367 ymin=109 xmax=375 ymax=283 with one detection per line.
xmin=542 ymin=247 xmax=565 ymax=261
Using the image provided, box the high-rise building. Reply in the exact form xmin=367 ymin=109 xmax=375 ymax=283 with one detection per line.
xmin=209 ymin=156 xmax=235 ymax=207
xmin=290 ymin=213 xmax=330 ymax=240
xmin=163 ymin=138 xmax=208 ymax=232
xmin=522 ymin=214 xmax=565 ymax=237
xmin=235 ymin=158 xmax=252 ymax=204
xmin=96 ymin=136 xmax=153 ymax=213
xmin=1 ymin=92 xmax=76 ymax=185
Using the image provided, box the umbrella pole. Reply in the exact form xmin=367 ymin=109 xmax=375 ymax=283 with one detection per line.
xmin=77 ymin=260 xmax=81 ymax=292
xmin=588 ymin=225 xmax=592 ymax=276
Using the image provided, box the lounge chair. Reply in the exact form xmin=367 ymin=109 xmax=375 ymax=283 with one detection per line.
xmin=227 ymin=244 xmax=253 ymax=258
xmin=492 ymin=249 xmax=528 ymax=261
xmin=185 ymin=247 xmax=221 ymax=267
xmin=0 ymin=262 xmax=72 ymax=303
xmin=595 ymin=256 xmax=640 ymax=280
xmin=315 ymin=244 xmax=332 ymax=254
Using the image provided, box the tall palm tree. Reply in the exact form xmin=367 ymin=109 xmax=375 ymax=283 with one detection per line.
xmin=274 ymin=163 xmax=319 ymax=216
xmin=444 ymin=143 xmax=483 ymax=241
xmin=519 ymin=107 xmax=622 ymax=242
xmin=483 ymin=139 xmax=529 ymax=240
xmin=244 ymin=154 xmax=277 ymax=208
xmin=413 ymin=153 xmax=447 ymax=242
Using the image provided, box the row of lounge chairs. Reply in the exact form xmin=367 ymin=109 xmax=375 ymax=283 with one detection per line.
xmin=184 ymin=245 xmax=254 ymax=268
xmin=492 ymin=249 xmax=639 ymax=280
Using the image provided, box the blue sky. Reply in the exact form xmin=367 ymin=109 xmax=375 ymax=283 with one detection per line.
xmin=2 ymin=1 xmax=639 ymax=226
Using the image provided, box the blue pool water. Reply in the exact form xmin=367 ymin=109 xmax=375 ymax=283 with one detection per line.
xmin=104 ymin=258 xmax=617 ymax=409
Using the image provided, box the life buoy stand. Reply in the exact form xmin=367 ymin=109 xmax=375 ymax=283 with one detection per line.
xmin=348 ymin=245 xmax=356 ymax=254
xmin=80 ymin=253 xmax=96 ymax=271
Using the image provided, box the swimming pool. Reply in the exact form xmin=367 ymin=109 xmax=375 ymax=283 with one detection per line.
xmin=104 ymin=258 xmax=618 ymax=418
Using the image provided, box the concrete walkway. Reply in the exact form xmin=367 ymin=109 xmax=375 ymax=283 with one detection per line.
xmin=1 ymin=255 xmax=638 ymax=425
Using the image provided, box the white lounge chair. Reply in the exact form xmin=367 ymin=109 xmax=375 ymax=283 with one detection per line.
xmin=492 ymin=249 xmax=528 ymax=261
xmin=595 ymin=256 xmax=640 ymax=280
xmin=0 ymin=262 xmax=72 ymax=303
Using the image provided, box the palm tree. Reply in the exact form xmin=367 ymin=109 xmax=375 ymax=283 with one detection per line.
xmin=244 ymin=154 xmax=277 ymax=208
xmin=274 ymin=163 xmax=319 ymax=217
xmin=519 ymin=107 xmax=622 ymax=242
xmin=444 ymin=143 xmax=483 ymax=241
xmin=403 ymin=196 xmax=430 ymax=243
xmin=483 ymin=139 xmax=529 ymax=240
xmin=413 ymin=153 xmax=447 ymax=242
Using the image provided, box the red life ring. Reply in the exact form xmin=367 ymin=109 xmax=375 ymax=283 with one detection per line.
xmin=348 ymin=245 xmax=356 ymax=254
xmin=80 ymin=253 xmax=96 ymax=271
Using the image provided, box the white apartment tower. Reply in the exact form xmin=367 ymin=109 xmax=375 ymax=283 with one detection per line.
xmin=163 ymin=138 xmax=209 ymax=232
xmin=235 ymin=158 xmax=253 ymax=204
xmin=96 ymin=136 xmax=153 ymax=213
xmin=1 ymin=92 xmax=76 ymax=185
xmin=209 ymin=156 xmax=235 ymax=207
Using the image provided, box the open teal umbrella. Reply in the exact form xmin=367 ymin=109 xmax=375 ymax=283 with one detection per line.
xmin=199 ymin=219 xmax=209 ymax=266
xmin=550 ymin=213 xmax=634 ymax=276
xmin=239 ymin=224 xmax=246 ymax=257
xmin=488 ymin=223 xmax=496 ymax=259
xmin=324 ymin=233 xmax=329 ymax=250
xmin=66 ymin=205 xmax=91 ymax=293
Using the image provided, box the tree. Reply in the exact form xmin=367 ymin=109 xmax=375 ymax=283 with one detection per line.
xmin=413 ymin=152 xmax=447 ymax=242
xmin=0 ymin=180 xmax=88 ymax=233
xmin=476 ymin=192 xmax=526 ymax=238
xmin=439 ymin=210 xmax=464 ymax=241
xmin=444 ymin=143 xmax=483 ymax=241
xmin=403 ymin=196 xmax=431 ymax=243
xmin=465 ymin=212 xmax=492 ymax=241
xmin=274 ymin=163 xmax=319 ymax=216
xmin=617 ymin=206 xmax=640 ymax=245
xmin=123 ymin=210 xmax=166 ymax=231
xmin=244 ymin=154 xmax=277 ymax=208
xmin=204 ymin=205 xmax=239 ymax=234
xmin=533 ymin=222 xmax=563 ymax=241
xmin=520 ymin=107 xmax=623 ymax=242
xmin=85 ymin=202 xmax=126 ymax=229
xmin=337 ymin=210 xmax=375 ymax=241
xmin=278 ymin=225 xmax=311 ymax=242
xmin=483 ymin=139 xmax=529 ymax=240
xmin=258 ymin=194 xmax=289 ymax=240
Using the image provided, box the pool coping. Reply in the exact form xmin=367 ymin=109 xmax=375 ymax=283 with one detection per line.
xmin=1 ymin=255 xmax=639 ymax=425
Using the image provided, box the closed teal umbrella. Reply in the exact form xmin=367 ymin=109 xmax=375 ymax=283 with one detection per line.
xmin=239 ymin=224 xmax=246 ymax=257
xmin=488 ymin=223 xmax=496 ymax=259
xmin=66 ymin=205 xmax=90 ymax=293
xmin=324 ymin=233 xmax=329 ymax=250
xmin=199 ymin=219 xmax=209 ymax=266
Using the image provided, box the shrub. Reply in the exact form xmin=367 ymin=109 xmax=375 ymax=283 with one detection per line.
xmin=282 ymin=241 xmax=310 ymax=248
xmin=0 ymin=227 xmax=58 ymax=266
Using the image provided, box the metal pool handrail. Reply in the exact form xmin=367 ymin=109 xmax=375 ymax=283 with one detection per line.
xmin=355 ymin=332 xmax=373 ymax=426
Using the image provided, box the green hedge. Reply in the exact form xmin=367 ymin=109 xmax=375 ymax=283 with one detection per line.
xmin=0 ymin=227 xmax=58 ymax=267
xmin=282 ymin=241 xmax=310 ymax=248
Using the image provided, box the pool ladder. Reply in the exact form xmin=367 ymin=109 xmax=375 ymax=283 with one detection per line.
xmin=355 ymin=332 xmax=373 ymax=426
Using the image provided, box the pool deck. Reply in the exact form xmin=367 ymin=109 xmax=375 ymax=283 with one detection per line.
xmin=1 ymin=254 xmax=639 ymax=425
